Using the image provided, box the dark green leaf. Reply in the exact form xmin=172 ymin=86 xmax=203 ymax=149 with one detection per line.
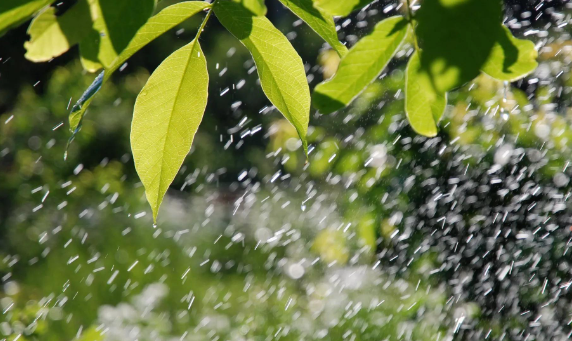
xmin=79 ymin=0 xmax=156 ymax=71
xmin=415 ymin=0 xmax=502 ymax=92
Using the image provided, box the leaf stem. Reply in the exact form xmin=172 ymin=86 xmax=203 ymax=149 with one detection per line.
xmin=405 ymin=0 xmax=420 ymax=52
xmin=405 ymin=0 xmax=414 ymax=22
xmin=196 ymin=0 xmax=217 ymax=41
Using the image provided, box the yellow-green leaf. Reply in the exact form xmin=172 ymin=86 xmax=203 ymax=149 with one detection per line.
xmin=0 ymin=0 xmax=53 ymax=36
xmin=313 ymin=0 xmax=373 ymax=17
xmin=131 ymin=39 xmax=208 ymax=222
xmin=107 ymin=1 xmax=211 ymax=73
xmin=312 ymin=16 xmax=408 ymax=114
xmin=231 ymin=0 xmax=267 ymax=16
xmin=79 ymin=0 xmax=155 ymax=71
xmin=405 ymin=51 xmax=447 ymax=137
xmin=69 ymin=1 xmax=210 ymax=134
xmin=24 ymin=0 xmax=92 ymax=62
xmin=214 ymin=0 xmax=310 ymax=154
xmin=481 ymin=25 xmax=538 ymax=81
xmin=279 ymin=0 xmax=347 ymax=57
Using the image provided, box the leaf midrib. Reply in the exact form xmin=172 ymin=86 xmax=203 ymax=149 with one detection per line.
xmin=156 ymin=39 xmax=198 ymax=208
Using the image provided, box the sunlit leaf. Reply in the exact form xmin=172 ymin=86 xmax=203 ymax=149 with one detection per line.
xmin=405 ymin=51 xmax=447 ymax=137
xmin=131 ymin=39 xmax=208 ymax=222
xmin=279 ymin=0 xmax=347 ymax=57
xmin=312 ymin=16 xmax=407 ymax=114
xmin=415 ymin=0 xmax=502 ymax=92
xmin=481 ymin=26 xmax=538 ymax=81
xmin=231 ymin=0 xmax=267 ymax=16
xmin=79 ymin=0 xmax=155 ymax=71
xmin=68 ymin=1 xmax=210 ymax=134
xmin=24 ymin=0 xmax=92 ymax=62
xmin=313 ymin=0 xmax=373 ymax=17
xmin=0 ymin=0 xmax=53 ymax=36
xmin=214 ymin=0 xmax=310 ymax=154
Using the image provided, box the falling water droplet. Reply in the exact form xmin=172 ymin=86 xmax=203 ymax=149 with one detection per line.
xmin=501 ymin=81 xmax=510 ymax=121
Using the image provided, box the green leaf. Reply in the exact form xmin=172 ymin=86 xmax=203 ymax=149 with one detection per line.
xmin=0 ymin=0 xmax=53 ymax=36
xmin=312 ymin=16 xmax=408 ymax=115
xmin=278 ymin=0 xmax=347 ymax=57
xmin=79 ymin=42 xmax=103 ymax=72
xmin=107 ymin=1 xmax=211 ymax=73
xmin=131 ymin=39 xmax=208 ymax=222
xmin=214 ymin=0 xmax=310 ymax=154
xmin=231 ymin=0 xmax=267 ymax=16
xmin=405 ymin=51 xmax=447 ymax=137
xmin=415 ymin=0 xmax=502 ymax=92
xmin=481 ymin=25 xmax=538 ymax=81
xmin=68 ymin=70 xmax=104 ymax=134
xmin=313 ymin=0 xmax=373 ymax=17
xmin=79 ymin=0 xmax=156 ymax=71
xmin=69 ymin=1 xmax=210 ymax=134
xmin=24 ymin=0 xmax=92 ymax=62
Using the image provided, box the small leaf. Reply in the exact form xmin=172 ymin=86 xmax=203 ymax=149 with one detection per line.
xmin=24 ymin=0 xmax=92 ymax=62
xmin=0 ymin=0 xmax=53 ymax=36
xmin=481 ymin=26 xmax=538 ymax=81
xmin=312 ymin=16 xmax=408 ymax=114
xmin=79 ymin=0 xmax=155 ymax=71
xmin=69 ymin=70 xmax=104 ymax=134
xmin=415 ymin=0 xmax=502 ymax=92
xmin=68 ymin=1 xmax=211 ymax=134
xmin=279 ymin=0 xmax=347 ymax=57
xmin=131 ymin=39 xmax=208 ymax=222
xmin=313 ymin=0 xmax=373 ymax=17
xmin=231 ymin=0 xmax=267 ymax=16
xmin=405 ymin=51 xmax=447 ymax=137
xmin=214 ymin=0 xmax=310 ymax=154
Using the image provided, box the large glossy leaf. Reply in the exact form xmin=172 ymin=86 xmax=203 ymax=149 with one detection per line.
xmin=24 ymin=0 xmax=92 ymax=62
xmin=405 ymin=51 xmax=447 ymax=137
xmin=415 ymin=0 xmax=502 ymax=92
xmin=131 ymin=39 xmax=208 ymax=222
xmin=69 ymin=1 xmax=210 ymax=134
xmin=0 ymin=0 xmax=53 ymax=36
xmin=214 ymin=0 xmax=310 ymax=154
xmin=79 ymin=0 xmax=155 ymax=72
xmin=232 ymin=0 xmax=267 ymax=16
xmin=279 ymin=0 xmax=347 ymax=57
xmin=481 ymin=26 xmax=538 ymax=81
xmin=313 ymin=0 xmax=373 ymax=17
xmin=312 ymin=16 xmax=408 ymax=115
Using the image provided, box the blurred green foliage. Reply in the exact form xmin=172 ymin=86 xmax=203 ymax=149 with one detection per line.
xmin=0 ymin=1 xmax=570 ymax=340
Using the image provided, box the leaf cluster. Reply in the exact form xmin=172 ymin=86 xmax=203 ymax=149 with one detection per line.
xmin=3 ymin=0 xmax=538 ymax=221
